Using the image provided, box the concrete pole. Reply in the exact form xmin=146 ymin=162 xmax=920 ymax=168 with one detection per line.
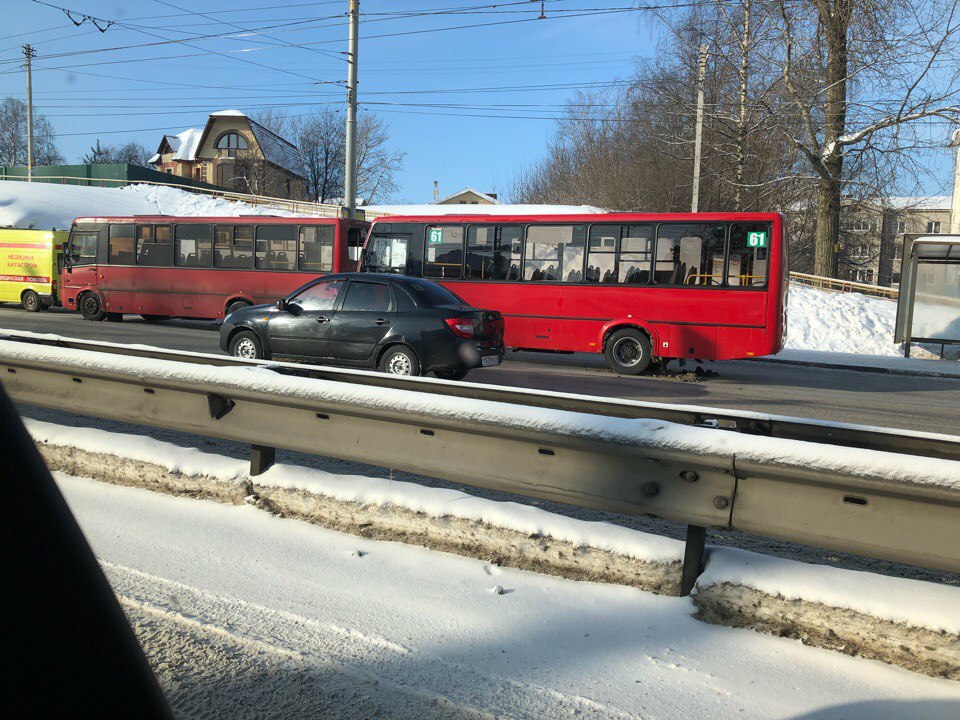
xmin=691 ymin=45 xmax=709 ymax=213
xmin=343 ymin=0 xmax=359 ymax=218
xmin=951 ymin=128 xmax=960 ymax=234
xmin=23 ymin=44 xmax=35 ymax=181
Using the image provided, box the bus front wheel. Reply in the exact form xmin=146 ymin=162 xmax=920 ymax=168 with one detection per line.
xmin=604 ymin=328 xmax=652 ymax=375
xmin=21 ymin=290 xmax=41 ymax=313
xmin=79 ymin=293 xmax=106 ymax=321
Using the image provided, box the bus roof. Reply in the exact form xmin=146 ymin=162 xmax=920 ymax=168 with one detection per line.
xmin=369 ymin=211 xmax=783 ymax=225
xmin=69 ymin=215 xmax=366 ymax=225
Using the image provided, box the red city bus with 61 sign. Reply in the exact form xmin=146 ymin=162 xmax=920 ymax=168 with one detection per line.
xmin=360 ymin=212 xmax=788 ymax=374
xmin=61 ymin=215 xmax=368 ymax=322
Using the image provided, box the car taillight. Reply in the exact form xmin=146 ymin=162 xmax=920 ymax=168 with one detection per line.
xmin=444 ymin=316 xmax=475 ymax=338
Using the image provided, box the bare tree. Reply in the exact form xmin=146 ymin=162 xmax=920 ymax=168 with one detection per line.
xmin=82 ymin=139 xmax=151 ymax=166
xmin=354 ymin=112 xmax=405 ymax=203
xmin=0 ymin=96 xmax=64 ymax=166
xmin=763 ymin=0 xmax=960 ymax=276
xmin=289 ymin=108 xmax=345 ymax=203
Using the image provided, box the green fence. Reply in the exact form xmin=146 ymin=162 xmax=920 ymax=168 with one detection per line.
xmin=0 ymin=164 xmax=225 ymax=192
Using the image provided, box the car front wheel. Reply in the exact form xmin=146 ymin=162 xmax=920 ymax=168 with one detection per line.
xmin=380 ymin=346 xmax=420 ymax=376
xmin=229 ymin=330 xmax=265 ymax=360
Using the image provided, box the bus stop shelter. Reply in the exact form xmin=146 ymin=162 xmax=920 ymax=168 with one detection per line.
xmin=895 ymin=234 xmax=960 ymax=357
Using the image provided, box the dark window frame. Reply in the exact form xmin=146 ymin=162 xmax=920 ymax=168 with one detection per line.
xmin=520 ymin=223 xmax=589 ymax=283
xmin=339 ymin=280 xmax=395 ymax=313
xmin=214 ymin=224 xmax=255 ymax=270
xmin=298 ymin=224 xmax=335 ymax=273
xmin=463 ymin=224 xmax=523 ymax=281
xmin=107 ymin=223 xmax=136 ymax=266
xmin=174 ymin=223 xmax=214 ymax=268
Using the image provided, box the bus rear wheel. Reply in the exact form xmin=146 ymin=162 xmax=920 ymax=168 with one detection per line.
xmin=604 ymin=328 xmax=652 ymax=375
xmin=21 ymin=290 xmax=41 ymax=313
xmin=225 ymin=299 xmax=251 ymax=317
xmin=79 ymin=293 xmax=106 ymax=321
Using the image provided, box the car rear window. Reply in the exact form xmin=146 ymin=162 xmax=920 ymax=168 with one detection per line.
xmin=402 ymin=280 xmax=466 ymax=307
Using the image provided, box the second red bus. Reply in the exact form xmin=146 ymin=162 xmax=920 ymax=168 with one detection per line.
xmin=361 ymin=212 xmax=787 ymax=373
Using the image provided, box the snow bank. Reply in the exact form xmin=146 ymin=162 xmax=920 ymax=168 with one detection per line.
xmin=784 ymin=284 xmax=900 ymax=356
xmin=0 ymin=181 xmax=292 ymax=230
xmin=26 ymin=418 xmax=682 ymax=566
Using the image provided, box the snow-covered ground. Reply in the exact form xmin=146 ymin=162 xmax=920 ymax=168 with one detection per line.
xmin=0 ymin=181 xmax=293 ymax=230
xmin=776 ymin=284 xmax=960 ymax=375
xmin=58 ymin=473 xmax=960 ymax=719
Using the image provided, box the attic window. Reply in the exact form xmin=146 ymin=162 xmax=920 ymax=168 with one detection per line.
xmin=215 ymin=132 xmax=248 ymax=158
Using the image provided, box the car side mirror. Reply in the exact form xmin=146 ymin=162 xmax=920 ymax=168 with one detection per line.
xmin=276 ymin=299 xmax=288 ymax=311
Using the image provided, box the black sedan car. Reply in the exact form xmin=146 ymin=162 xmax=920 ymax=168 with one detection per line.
xmin=219 ymin=273 xmax=505 ymax=379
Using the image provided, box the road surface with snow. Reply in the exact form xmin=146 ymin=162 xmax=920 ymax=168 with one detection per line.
xmin=58 ymin=474 xmax=960 ymax=719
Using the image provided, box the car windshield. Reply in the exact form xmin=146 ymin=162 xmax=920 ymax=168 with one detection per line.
xmin=401 ymin=279 xmax=468 ymax=307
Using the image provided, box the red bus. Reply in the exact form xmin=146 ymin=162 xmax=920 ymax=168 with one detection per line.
xmin=360 ymin=212 xmax=787 ymax=373
xmin=61 ymin=215 xmax=368 ymax=321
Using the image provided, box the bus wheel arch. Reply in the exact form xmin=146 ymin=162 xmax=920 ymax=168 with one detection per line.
xmin=20 ymin=289 xmax=42 ymax=312
xmin=224 ymin=296 xmax=254 ymax=318
xmin=601 ymin=324 xmax=655 ymax=375
xmin=77 ymin=291 xmax=106 ymax=321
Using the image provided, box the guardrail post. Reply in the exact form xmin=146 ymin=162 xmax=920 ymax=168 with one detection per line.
xmin=250 ymin=444 xmax=276 ymax=476
xmin=680 ymin=525 xmax=707 ymax=597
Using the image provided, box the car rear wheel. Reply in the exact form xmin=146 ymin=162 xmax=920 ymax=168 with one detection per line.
xmin=435 ymin=368 xmax=468 ymax=381
xmin=229 ymin=330 xmax=264 ymax=360
xmin=79 ymin=293 xmax=106 ymax=321
xmin=604 ymin=328 xmax=652 ymax=375
xmin=380 ymin=346 xmax=420 ymax=376
xmin=21 ymin=290 xmax=41 ymax=313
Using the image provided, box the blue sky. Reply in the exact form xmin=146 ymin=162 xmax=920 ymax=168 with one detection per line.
xmin=3 ymin=1 xmax=956 ymax=202
xmin=3 ymin=1 xmax=657 ymax=202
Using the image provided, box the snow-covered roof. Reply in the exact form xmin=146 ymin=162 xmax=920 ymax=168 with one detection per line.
xmin=885 ymin=196 xmax=953 ymax=211
xmin=209 ymin=109 xmax=246 ymax=117
xmin=149 ymin=128 xmax=202 ymax=165
xmin=437 ymin=186 xmax=500 ymax=205
xmin=365 ymin=203 xmax=607 ymax=217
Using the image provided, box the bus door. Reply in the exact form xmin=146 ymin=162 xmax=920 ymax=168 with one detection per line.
xmin=65 ymin=228 xmax=101 ymax=292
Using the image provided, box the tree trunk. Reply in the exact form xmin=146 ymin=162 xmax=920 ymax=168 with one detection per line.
xmin=733 ymin=0 xmax=751 ymax=212
xmin=814 ymin=174 xmax=841 ymax=277
xmin=813 ymin=0 xmax=851 ymax=279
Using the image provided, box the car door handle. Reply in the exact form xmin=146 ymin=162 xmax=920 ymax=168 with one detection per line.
xmin=373 ymin=318 xmax=390 ymax=325
xmin=316 ymin=316 xmax=330 ymax=323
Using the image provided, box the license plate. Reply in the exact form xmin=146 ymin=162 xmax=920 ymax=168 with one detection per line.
xmin=481 ymin=354 xmax=501 ymax=367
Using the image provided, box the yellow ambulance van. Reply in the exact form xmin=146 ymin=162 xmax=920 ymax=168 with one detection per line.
xmin=0 ymin=229 xmax=66 ymax=311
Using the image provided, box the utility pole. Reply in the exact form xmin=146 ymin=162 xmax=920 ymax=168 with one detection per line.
xmin=343 ymin=0 xmax=359 ymax=218
xmin=23 ymin=44 xmax=36 ymax=181
xmin=691 ymin=44 xmax=709 ymax=213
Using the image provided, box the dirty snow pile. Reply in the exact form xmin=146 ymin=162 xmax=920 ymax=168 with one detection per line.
xmin=784 ymin=283 xmax=900 ymax=356
xmin=0 ymin=180 xmax=292 ymax=230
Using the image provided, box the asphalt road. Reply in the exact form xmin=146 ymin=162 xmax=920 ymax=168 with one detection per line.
xmin=2 ymin=305 xmax=960 ymax=435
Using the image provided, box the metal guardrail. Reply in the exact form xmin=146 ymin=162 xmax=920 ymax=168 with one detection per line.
xmin=0 ymin=177 xmax=351 ymax=219
xmin=3 ymin=331 xmax=959 ymax=462
xmin=790 ymin=271 xmax=899 ymax=299
xmin=1 ymin=333 xmax=958 ymax=596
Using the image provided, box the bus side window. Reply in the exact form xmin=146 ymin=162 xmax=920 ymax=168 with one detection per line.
xmin=423 ymin=225 xmax=464 ymax=279
xmin=524 ymin=225 xmax=585 ymax=282
xmin=617 ymin=225 xmax=653 ymax=284
xmin=587 ymin=225 xmax=618 ymax=283
xmin=465 ymin=226 xmax=521 ymax=281
xmin=654 ymin=223 xmax=724 ymax=286
xmin=137 ymin=225 xmax=173 ymax=267
xmin=108 ymin=223 xmax=135 ymax=265
xmin=175 ymin=224 xmax=213 ymax=267
xmin=728 ymin=223 xmax=769 ymax=286
xmin=299 ymin=225 xmax=334 ymax=272
xmin=256 ymin=225 xmax=297 ymax=271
